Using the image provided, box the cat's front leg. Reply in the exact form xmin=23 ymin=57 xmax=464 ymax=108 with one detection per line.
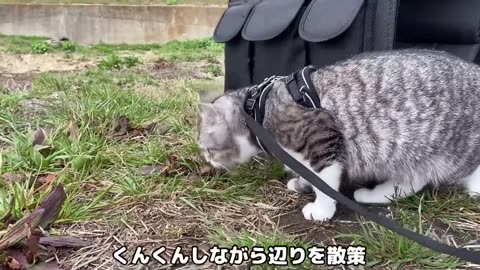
xmin=302 ymin=161 xmax=343 ymax=222
xmin=354 ymin=179 xmax=426 ymax=204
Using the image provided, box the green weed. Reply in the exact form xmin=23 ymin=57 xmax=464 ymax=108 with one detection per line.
xmin=98 ymin=54 xmax=141 ymax=70
xmin=0 ymin=35 xmax=224 ymax=64
xmin=60 ymin=40 xmax=77 ymax=52
xmin=205 ymin=63 xmax=223 ymax=77
xmin=0 ymin=35 xmax=49 ymax=53
xmin=31 ymin=40 xmax=51 ymax=54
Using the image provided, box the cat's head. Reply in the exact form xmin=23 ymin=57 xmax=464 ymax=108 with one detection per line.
xmin=196 ymin=94 xmax=260 ymax=170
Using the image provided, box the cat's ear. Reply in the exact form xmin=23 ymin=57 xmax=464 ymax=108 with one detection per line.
xmin=197 ymin=103 xmax=225 ymax=123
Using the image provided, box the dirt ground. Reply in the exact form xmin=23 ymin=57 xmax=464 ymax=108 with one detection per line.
xmin=0 ymin=52 xmax=97 ymax=75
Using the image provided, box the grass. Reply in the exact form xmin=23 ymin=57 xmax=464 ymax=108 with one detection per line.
xmin=0 ymin=60 xmax=289 ymax=267
xmin=91 ymin=39 xmax=224 ymax=62
xmin=0 ymin=34 xmax=51 ymax=54
xmin=0 ymin=35 xmax=479 ymax=269
xmin=97 ymin=54 xmax=141 ymax=70
xmin=0 ymin=34 xmax=224 ymax=63
xmin=210 ymin=228 xmax=314 ymax=269
xmin=337 ymin=217 xmax=462 ymax=269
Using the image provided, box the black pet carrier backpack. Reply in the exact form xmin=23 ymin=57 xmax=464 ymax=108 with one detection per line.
xmin=214 ymin=0 xmax=480 ymax=90
xmin=211 ymin=0 xmax=480 ymax=263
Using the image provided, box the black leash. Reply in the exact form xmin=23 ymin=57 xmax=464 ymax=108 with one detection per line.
xmin=241 ymin=110 xmax=480 ymax=264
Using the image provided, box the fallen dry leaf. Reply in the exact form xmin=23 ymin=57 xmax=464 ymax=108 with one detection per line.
xmin=139 ymin=164 xmax=169 ymax=176
xmin=0 ymin=173 xmax=24 ymax=183
xmin=111 ymin=115 xmax=130 ymax=137
xmin=153 ymin=58 xmax=174 ymax=70
xmin=26 ymin=227 xmax=40 ymax=264
xmin=167 ymin=154 xmax=179 ymax=165
xmin=33 ymin=174 xmax=57 ymax=194
xmin=0 ymin=184 xmax=67 ymax=266
xmin=39 ymin=236 xmax=90 ymax=248
xmin=6 ymin=250 xmax=27 ymax=270
xmin=37 ymin=184 xmax=67 ymax=229
xmin=32 ymin=128 xmax=46 ymax=146
xmin=187 ymin=173 xmax=201 ymax=182
xmin=38 ymin=174 xmax=56 ymax=185
xmin=110 ymin=115 xmax=170 ymax=141
xmin=140 ymin=122 xmax=171 ymax=136
xmin=0 ymin=209 xmax=44 ymax=250
xmin=199 ymin=166 xmax=216 ymax=177
xmin=6 ymin=256 xmax=22 ymax=269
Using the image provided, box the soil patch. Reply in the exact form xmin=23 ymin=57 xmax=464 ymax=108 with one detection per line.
xmin=0 ymin=52 xmax=97 ymax=75
xmin=0 ymin=73 xmax=34 ymax=90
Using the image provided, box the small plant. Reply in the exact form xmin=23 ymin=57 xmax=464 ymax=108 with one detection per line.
xmin=98 ymin=53 xmax=141 ymax=70
xmin=31 ymin=41 xmax=51 ymax=54
xmin=205 ymin=64 xmax=223 ymax=77
xmin=166 ymin=0 xmax=178 ymax=5
xmin=60 ymin=41 xmax=77 ymax=52
xmin=123 ymin=55 xmax=141 ymax=68
xmin=98 ymin=53 xmax=123 ymax=70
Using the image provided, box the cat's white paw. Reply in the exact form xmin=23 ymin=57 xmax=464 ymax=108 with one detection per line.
xmin=464 ymin=178 xmax=480 ymax=198
xmin=354 ymin=188 xmax=391 ymax=204
xmin=302 ymin=202 xmax=336 ymax=222
xmin=287 ymin=178 xmax=301 ymax=192
xmin=287 ymin=177 xmax=311 ymax=193
xmin=353 ymin=188 xmax=372 ymax=203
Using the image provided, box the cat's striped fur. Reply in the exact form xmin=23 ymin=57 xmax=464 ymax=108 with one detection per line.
xmin=197 ymin=50 xmax=480 ymax=221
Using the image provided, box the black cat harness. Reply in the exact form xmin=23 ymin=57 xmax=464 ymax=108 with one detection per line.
xmin=241 ymin=66 xmax=480 ymax=263
xmin=243 ymin=65 xmax=320 ymax=153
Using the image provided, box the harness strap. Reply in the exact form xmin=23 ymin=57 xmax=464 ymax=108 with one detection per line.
xmin=244 ymin=75 xmax=281 ymax=154
xmin=286 ymin=65 xmax=321 ymax=109
xmin=245 ymin=66 xmax=321 ymax=153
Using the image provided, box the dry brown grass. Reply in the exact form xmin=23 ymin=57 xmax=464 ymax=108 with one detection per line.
xmin=56 ymin=181 xmax=300 ymax=269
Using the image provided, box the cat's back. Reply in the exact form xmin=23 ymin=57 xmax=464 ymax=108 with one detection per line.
xmin=312 ymin=49 xmax=480 ymax=182
xmin=319 ymin=49 xmax=480 ymax=87
xmin=315 ymin=49 xmax=480 ymax=113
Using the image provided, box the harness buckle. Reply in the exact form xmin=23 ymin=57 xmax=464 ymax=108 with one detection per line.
xmin=245 ymin=98 xmax=256 ymax=112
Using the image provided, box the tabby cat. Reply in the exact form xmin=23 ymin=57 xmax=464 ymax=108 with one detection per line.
xmin=196 ymin=50 xmax=480 ymax=221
